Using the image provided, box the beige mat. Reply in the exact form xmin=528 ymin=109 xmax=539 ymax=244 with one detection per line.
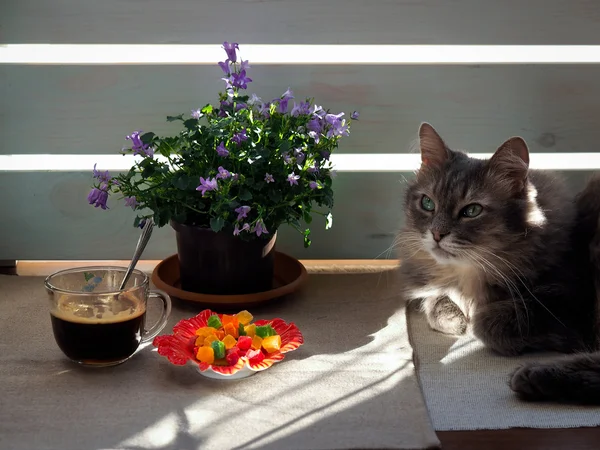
xmin=408 ymin=305 xmax=600 ymax=431
xmin=0 ymin=273 xmax=440 ymax=450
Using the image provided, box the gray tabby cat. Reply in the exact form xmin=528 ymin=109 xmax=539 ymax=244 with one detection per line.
xmin=398 ymin=123 xmax=600 ymax=404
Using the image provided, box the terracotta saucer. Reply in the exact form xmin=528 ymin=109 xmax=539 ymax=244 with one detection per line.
xmin=151 ymin=251 xmax=308 ymax=308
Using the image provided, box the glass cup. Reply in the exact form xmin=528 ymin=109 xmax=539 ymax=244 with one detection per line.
xmin=44 ymin=266 xmax=172 ymax=367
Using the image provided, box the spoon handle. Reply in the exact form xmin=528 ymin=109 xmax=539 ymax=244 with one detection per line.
xmin=119 ymin=217 xmax=155 ymax=290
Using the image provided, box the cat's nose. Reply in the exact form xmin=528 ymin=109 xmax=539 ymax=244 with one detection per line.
xmin=431 ymin=230 xmax=449 ymax=242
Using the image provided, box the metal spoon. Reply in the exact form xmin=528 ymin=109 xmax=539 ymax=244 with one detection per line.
xmin=119 ymin=217 xmax=155 ymax=290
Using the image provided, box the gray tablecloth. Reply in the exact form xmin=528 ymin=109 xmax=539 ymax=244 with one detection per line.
xmin=0 ymin=272 xmax=439 ymax=450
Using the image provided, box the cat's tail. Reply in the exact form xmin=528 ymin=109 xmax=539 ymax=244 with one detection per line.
xmin=510 ymin=352 xmax=600 ymax=404
xmin=509 ymin=175 xmax=600 ymax=404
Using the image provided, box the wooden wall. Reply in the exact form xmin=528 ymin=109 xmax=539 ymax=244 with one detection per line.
xmin=1 ymin=1 xmax=600 ymax=260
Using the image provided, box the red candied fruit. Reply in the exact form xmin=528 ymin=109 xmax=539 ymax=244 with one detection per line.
xmin=237 ymin=335 xmax=252 ymax=351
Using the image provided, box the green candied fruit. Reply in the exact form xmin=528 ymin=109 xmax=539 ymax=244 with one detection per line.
xmin=238 ymin=322 xmax=246 ymax=336
xmin=207 ymin=314 xmax=222 ymax=329
xmin=255 ymin=325 xmax=277 ymax=338
xmin=211 ymin=340 xmax=226 ymax=359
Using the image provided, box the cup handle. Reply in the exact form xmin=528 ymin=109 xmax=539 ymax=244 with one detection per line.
xmin=141 ymin=290 xmax=172 ymax=343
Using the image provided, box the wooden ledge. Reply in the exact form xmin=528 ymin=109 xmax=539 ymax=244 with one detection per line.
xmin=14 ymin=259 xmax=400 ymax=277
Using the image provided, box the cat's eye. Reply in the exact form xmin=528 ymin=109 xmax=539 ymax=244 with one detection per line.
xmin=421 ymin=195 xmax=435 ymax=212
xmin=462 ymin=203 xmax=483 ymax=218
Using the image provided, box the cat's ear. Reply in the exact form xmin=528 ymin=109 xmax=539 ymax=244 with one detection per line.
xmin=418 ymin=122 xmax=450 ymax=169
xmin=489 ymin=136 xmax=530 ymax=190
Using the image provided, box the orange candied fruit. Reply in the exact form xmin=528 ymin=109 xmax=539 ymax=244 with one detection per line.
xmin=262 ymin=335 xmax=282 ymax=353
xmin=251 ymin=335 xmax=263 ymax=350
xmin=222 ymin=334 xmax=237 ymax=350
xmin=195 ymin=326 xmax=218 ymax=338
xmin=222 ymin=314 xmax=240 ymax=329
xmin=196 ymin=346 xmax=215 ymax=364
xmin=216 ymin=330 xmax=226 ymax=340
xmin=223 ymin=322 xmax=239 ymax=338
xmin=236 ymin=310 xmax=254 ymax=326
xmin=244 ymin=324 xmax=256 ymax=337
xmin=204 ymin=334 xmax=218 ymax=346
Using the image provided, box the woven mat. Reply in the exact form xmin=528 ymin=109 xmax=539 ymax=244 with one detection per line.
xmin=408 ymin=304 xmax=600 ymax=430
xmin=0 ymin=272 xmax=439 ymax=450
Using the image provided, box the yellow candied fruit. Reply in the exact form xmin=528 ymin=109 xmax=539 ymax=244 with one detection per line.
xmin=262 ymin=335 xmax=282 ymax=353
xmin=236 ymin=310 xmax=254 ymax=326
xmin=196 ymin=346 xmax=215 ymax=364
xmin=222 ymin=334 xmax=237 ymax=350
xmin=251 ymin=335 xmax=263 ymax=350
xmin=195 ymin=336 xmax=206 ymax=347
xmin=244 ymin=324 xmax=256 ymax=337
xmin=204 ymin=334 xmax=218 ymax=346
xmin=195 ymin=326 xmax=218 ymax=338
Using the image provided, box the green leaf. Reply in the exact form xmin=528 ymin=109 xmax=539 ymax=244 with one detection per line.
xmin=201 ymin=104 xmax=214 ymax=115
xmin=325 ymin=212 xmax=333 ymax=230
xmin=269 ymin=190 xmax=282 ymax=203
xmin=303 ymin=229 xmax=312 ymax=248
xmin=279 ymin=140 xmax=290 ymax=154
xmin=210 ymin=217 xmax=225 ymax=233
xmin=172 ymin=174 xmax=191 ymax=190
xmin=239 ymin=189 xmax=252 ymax=201
xmin=133 ymin=216 xmax=142 ymax=228
xmin=140 ymin=132 xmax=156 ymax=144
xmin=183 ymin=119 xmax=197 ymax=131
xmin=173 ymin=211 xmax=187 ymax=224
xmin=303 ymin=210 xmax=313 ymax=224
xmin=166 ymin=114 xmax=184 ymax=122
xmin=141 ymin=165 xmax=156 ymax=178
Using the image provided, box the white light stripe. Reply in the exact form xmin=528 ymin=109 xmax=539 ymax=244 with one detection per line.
xmin=3 ymin=45 xmax=600 ymax=65
xmin=0 ymin=153 xmax=598 ymax=172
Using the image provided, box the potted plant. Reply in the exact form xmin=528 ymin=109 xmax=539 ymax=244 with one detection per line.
xmin=88 ymin=41 xmax=359 ymax=295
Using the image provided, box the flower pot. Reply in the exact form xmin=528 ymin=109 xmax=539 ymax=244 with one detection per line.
xmin=170 ymin=221 xmax=277 ymax=295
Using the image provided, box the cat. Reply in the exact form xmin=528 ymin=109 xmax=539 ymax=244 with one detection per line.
xmin=397 ymin=122 xmax=600 ymax=404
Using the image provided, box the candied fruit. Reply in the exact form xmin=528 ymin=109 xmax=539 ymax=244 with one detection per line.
xmin=207 ymin=315 xmax=222 ymax=329
xmin=222 ymin=314 xmax=240 ymax=329
xmin=226 ymin=350 xmax=240 ymax=366
xmin=222 ymin=334 xmax=237 ymax=350
xmin=237 ymin=335 xmax=252 ymax=351
xmin=251 ymin=335 xmax=263 ymax=350
xmin=236 ymin=310 xmax=254 ymax=325
xmin=224 ymin=322 xmax=239 ymax=338
xmin=255 ymin=325 xmax=277 ymax=338
xmin=238 ymin=323 xmax=246 ymax=336
xmin=246 ymin=348 xmax=265 ymax=364
xmin=244 ymin=324 xmax=256 ymax=337
xmin=195 ymin=326 xmax=218 ymax=338
xmin=196 ymin=346 xmax=215 ymax=364
xmin=262 ymin=335 xmax=282 ymax=353
xmin=204 ymin=334 xmax=218 ymax=346
xmin=211 ymin=340 xmax=226 ymax=359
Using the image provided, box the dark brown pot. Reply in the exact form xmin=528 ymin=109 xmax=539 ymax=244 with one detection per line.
xmin=170 ymin=221 xmax=277 ymax=295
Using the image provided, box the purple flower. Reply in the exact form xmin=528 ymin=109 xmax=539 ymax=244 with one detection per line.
xmin=351 ymin=111 xmax=360 ymax=120
xmin=281 ymin=88 xmax=294 ymax=100
xmin=231 ymin=70 xmax=252 ymax=89
xmin=218 ymin=59 xmax=231 ymax=75
xmin=124 ymin=196 xmax=139 ymax=209
xmin=264 ymin=173 xmax=274 ymax=183
xmin=306 ymin=117 xmax=322 ymax=133
xmin=240 ymin=60 xmax=250 ymax=71
xmin=235 ymin=205 xmax=251 ymax=220
xmin=196 ymin=177 xmax=218 ymax=196
xmin=126 ymin=130 xmax=153 ymax=157
xmin=291 ymin=101 xmax=311 ymax=117
xmin=216 ymin=166 xmax=231 ymax=179
xmin=308 ymin=131 xmax=320 ymax=143
xmin=258 ymin=102 xmax=271 ymax=118
xmin=87 ymin=188 xmax=109 ymax=210
xmin=283 ymin=153 xmax=293 ymax=165
xmin=277 ymin=98 xmax=290 ymax=114
xmin=294 ymin=149 xmax=306 ymax=165
xmin=216 ymin=141 xmax=229 ymax=157
xmin=253 ymin=220 xmax=269 ymax=237
xmin=92 ymin=163 xmax=111 ymax=183
xmin=223 ymin=42 xmax=239 ymax=63
xmin=235 ymin=102 xmax=247 ymax=111
xmin=312 ymin=105 xmax=326 ymax=117
xmin=191 ymin=109 xmax=202 ymax=119
xmin=330 ymin=170 xmax=338 ymax=179
xmin=231 ymin=129 xmax=248 ymax=145
xmin=248 ymin=93 xmax=262 ymax=106
xmin=321 ymin=150 xmax=331 ymax=161
xmin=325 ymin=112 xmax=345 ymax=125
xmin=309 ymin=181 xmax=319 ymax=190
xmin=232 ymin=173 xmax=239 ymax=181
xmin=327 ymin=119 xmax=349 ymax=138
xmin=308 ymin=164 xmax=319 ymax=174
xmin=233 ymin=223 xmax=250 ymax=236
xmin=287 ymin=172 xmax=300 ymax=186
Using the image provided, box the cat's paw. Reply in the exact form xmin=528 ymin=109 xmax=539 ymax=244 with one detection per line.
xmin=427 ymin=298 xmax=468 ymax=336
xmin=510 ymin=363 xmax=551 ymax=401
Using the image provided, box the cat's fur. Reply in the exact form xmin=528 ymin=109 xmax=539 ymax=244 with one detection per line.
xmin=397 ymin=123 xmax=600 ymax=404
